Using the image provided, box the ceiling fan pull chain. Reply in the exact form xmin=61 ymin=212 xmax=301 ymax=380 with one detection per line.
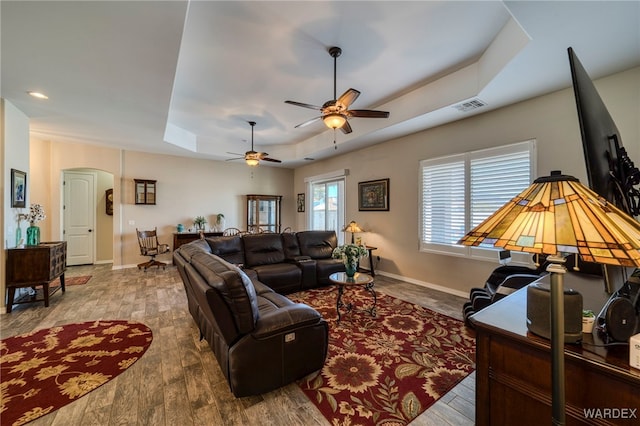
xmin=334 ymin=128 xmax=337 ymax=150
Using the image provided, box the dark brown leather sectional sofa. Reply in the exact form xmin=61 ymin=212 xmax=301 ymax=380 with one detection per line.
xmin=206 ymin=230 xmax=346 ymax=293
xmin=173 ymin=231 xmax=345 ymax=397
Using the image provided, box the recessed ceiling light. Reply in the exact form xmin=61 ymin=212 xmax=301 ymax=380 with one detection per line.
xmin=27 ymin=91 xmax=48 ymax=100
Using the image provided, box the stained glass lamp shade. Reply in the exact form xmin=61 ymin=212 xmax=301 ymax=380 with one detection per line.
xmin=343 ymin=221 xmax=364 ymax=244
xmin=459 ymin=171 xmax=640 ymax=425
xmin=459 ymin=172 xmax=640 ymax=266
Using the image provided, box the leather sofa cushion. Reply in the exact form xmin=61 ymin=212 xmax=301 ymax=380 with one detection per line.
xmin=191 ymin=252 xmax=259 ymax=334
xmin=243 ymin=234 xmax=286 ymax=267
xmin=316 ymin=258 xmax=346 ymax=286
xmin=296 ymin=230 xmax=338 ymax=259
xmin=206 ymin=236 xmax=245 ymax=265
xmin=257 ymin=291 xmax=294 ymax=316
xmin=251 ymin=279 xmax=274 ymax=295
xmin=282 ymin=232 xmax=302 ymax=259
xmin=249 ymin=263 xmax=301 ymax=294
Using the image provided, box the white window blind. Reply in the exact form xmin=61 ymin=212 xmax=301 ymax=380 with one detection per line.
xmin=470 ymin=150 xmax=532 ymax=228
xmin=421 ymin=159 xmax=465 ymax=245
xmin=419 ymin=140 xmax=535 ymax=259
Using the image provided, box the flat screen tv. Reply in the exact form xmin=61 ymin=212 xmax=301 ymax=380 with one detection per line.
xmin=568 ymin=47 xmax=639 ymax=215
xmin=567 ymin=47 xmax=640 ymax=293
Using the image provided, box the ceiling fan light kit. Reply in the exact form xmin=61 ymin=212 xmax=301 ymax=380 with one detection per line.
xmin=285 ymin=46 xmax=389 ymax=135
xmin=226 ymin=121 xmax=282 ymax=166
xmin=245 ymin=159 xmax=259 ymax=167
xmin=323 ymin=113 xmax=347 ymax=129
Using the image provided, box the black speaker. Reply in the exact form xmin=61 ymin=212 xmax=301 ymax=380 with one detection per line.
xmin=597 ymin=294 xmax=638 ymax=342
xmin=526 ymin=282 xmax=583 ymax=343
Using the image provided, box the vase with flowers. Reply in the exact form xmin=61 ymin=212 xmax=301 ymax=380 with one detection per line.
xmin=23 ymin=203 xmax=46 ymax=246
xmin=332 ymin=244 xmax=368 ymax=278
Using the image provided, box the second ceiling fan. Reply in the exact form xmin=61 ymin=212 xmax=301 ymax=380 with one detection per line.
xmin=227 ymin=121 xmax=281 ymax=166
xmin=285 ymin=46 xmax=389 ymax=134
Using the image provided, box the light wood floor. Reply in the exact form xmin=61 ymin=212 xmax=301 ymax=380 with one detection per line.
xmin=1 ymin=264 xmax=476 ymax=425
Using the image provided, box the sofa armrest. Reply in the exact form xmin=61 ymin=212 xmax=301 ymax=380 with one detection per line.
xmin=290 ymin=255 xmax=312 ymax=262
xmin=498 ymin=274 xmax=543 ymax=291
xmin=287 ymin=258 xmax=316 ymax=289
xmin=252 ymin=303 xmax=322 ymax=339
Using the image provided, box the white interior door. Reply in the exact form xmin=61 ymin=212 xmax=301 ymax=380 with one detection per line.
xmin=64 ymin=171 xmax=95 ymax=265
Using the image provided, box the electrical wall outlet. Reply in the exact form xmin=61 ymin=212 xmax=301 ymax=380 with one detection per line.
xmin=630 ymin=333 xmax=640 ymax=369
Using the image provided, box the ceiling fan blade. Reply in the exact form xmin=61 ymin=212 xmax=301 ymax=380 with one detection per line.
xmin=340 ymin=121 xmax=353 ymax=134
xmin=337 ymin=88 xmax=361 ymax=108
xmin=294 ymin=116 xmax=322 ymax=128
xmin=285 ymin=100 xmax=322 ymax=110
xmin=225 ymin=157 xmax=243 ymax=161
xmin=261 ymin=157 xmax=282 ymax=163
xmin=347 ymin=109 xmax=390 ymax=118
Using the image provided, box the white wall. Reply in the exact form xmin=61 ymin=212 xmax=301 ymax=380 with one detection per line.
xmin=3 ymin=99 xmax=30 ymax=249
xmin=2 ymin=98 xmax=31 ymax=311
xmin=294 ymin=67 xmax=640 ymax=296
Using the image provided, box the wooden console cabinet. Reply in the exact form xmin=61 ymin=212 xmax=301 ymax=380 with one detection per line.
xmin=472 ymin=274 xmax=640 ymax=425
xmin=6 ymin=241 xmax=67 ymax=313
xmin=172 ymin=232 xmax=223 ymax=251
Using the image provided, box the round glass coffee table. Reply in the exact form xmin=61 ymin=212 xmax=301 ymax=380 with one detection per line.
xmin=329 ymin=272 xmax=376 ymax=322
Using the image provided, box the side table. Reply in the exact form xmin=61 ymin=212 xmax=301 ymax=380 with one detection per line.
xmin=6 ymin=241 xmax=67 ymax=313
xmin=329 ymin=272 xmax=376 ymax=322
xmin=359 ymin=246 xmax=377 ymax=276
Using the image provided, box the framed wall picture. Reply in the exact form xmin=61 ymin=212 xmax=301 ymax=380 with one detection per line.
xmin=297 ymin=193 xmax=305 ymax=212
xmin=11 ymin=169 xmax=27 ymax=208
xmin=358 ymin=178 xmax=389 ymax=211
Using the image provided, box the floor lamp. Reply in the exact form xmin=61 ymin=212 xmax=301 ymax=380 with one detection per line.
xmin=459 ymin=171 xmax=640 ymax=426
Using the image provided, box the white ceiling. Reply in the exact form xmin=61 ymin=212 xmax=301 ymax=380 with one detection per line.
xmin=2 ymin=1 xmax=639 ymax=168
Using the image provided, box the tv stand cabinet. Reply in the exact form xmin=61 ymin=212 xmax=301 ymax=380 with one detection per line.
xmin=471 ymin=274 xmax=640 ymax=425
xmin=6 ymin=241 xmax=67 ymax=313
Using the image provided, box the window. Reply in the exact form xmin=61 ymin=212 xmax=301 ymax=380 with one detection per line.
xmin=419 ymin=140 xmax=536 ymax=260
xmin=305 ymin=169 xmax=347 ymax=244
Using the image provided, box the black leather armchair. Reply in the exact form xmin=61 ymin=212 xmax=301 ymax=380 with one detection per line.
xmin=463 ymin=259 xmax=548 ymax=328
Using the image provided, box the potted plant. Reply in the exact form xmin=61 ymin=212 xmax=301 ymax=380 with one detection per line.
xmin=582 ymin=309 xmax=596 ymax=333
xmin=216 ymin=213 xmax=225 ymax=232
xmin=332 ymin=244 xmax=368 ymax=278
xmin=194 ymin=216 xmax=207 ymax=231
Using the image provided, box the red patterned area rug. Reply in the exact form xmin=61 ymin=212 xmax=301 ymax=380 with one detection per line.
xmin=289 ymin=286 xmax=476 ymax=426
xmin=0 ymin=320 xmax=152 ymax=426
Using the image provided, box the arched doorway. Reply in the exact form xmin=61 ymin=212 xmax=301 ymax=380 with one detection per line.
xmin=63 ymin=168 xmax=114 ymax=265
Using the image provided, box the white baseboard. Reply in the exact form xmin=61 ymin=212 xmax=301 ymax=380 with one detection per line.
xmin=94 ymin=259 xmax=113 ymax=265
xmin=112 ymin=264 xmax=138 ymax=270
xmin=374 ymin=270 xmax=469 ymax=299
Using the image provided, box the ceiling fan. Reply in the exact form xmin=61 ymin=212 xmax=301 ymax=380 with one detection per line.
xmin=226 ymin=121 xmax=281 ymax=166
xmin=285 ymin=46 xmax=390 ymax=134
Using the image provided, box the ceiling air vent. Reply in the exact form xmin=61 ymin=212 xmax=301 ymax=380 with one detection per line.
xmin=453 ymin=98 xmax=487 ymax=113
